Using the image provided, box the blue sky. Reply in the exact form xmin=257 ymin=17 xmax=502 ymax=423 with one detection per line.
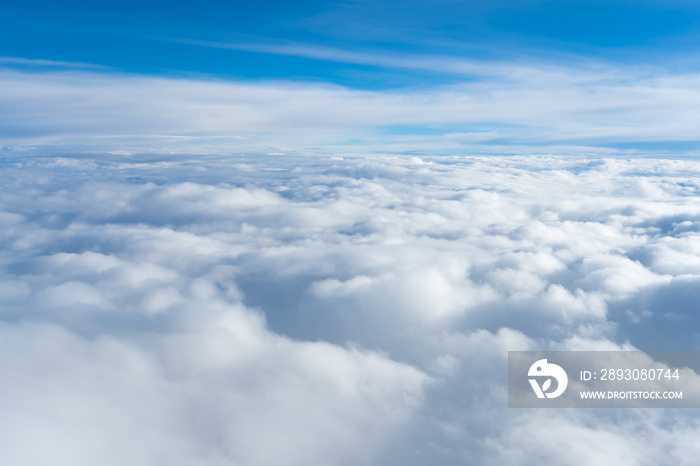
xmin=3 ymin=0 xmax=700 ymax=154
xmin=5 ymin=0 xmax=700 ymax=84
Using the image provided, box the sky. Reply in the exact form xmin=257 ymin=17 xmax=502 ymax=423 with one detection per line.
xmin=4 ymin=2 xmax=700 ymax=465
xmin=3 ymin=0 xmax=700 ymax=155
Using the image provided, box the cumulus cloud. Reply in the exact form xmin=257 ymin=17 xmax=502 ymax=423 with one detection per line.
xmin=2 ymin=152 xmax=700 ymax=464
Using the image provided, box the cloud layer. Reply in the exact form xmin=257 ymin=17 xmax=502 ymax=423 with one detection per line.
xmin=2 ymin=152 xmax=700 ymax=464
xmin=2 ymin=62 xmax=700 ymax=154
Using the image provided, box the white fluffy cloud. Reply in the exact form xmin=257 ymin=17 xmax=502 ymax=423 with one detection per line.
xmin=2 ymin=152 xmax=700 ymax=464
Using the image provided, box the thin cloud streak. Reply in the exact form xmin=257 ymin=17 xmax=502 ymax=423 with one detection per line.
xmin=168 ymin=37 xmax=661 ymax=84
xmin=0 ymin=56 xmax=107 ymax=69
xmin=171 ymin=38 xmax=510 ymax=77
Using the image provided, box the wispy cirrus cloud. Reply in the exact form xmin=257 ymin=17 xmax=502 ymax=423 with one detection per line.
xmin=169 ymin=38 xmax=516 ymax=77
xmin=0 ymin=56 xmax=107 ymax=69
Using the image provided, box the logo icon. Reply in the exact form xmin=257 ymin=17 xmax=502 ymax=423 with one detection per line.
xmin=528 ymin=359 xmax=568 ymax=399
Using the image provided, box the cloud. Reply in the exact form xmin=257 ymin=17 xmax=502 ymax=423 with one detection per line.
xmin=3 ymin=58 xmax=700 ymax=154
xmin=2 ymin=152 xmax=700 ymax=463
xmin=0 ymin=56 xmax=106 ymax=69
xmin=169 ymin=38 xmax=522 ymax=77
